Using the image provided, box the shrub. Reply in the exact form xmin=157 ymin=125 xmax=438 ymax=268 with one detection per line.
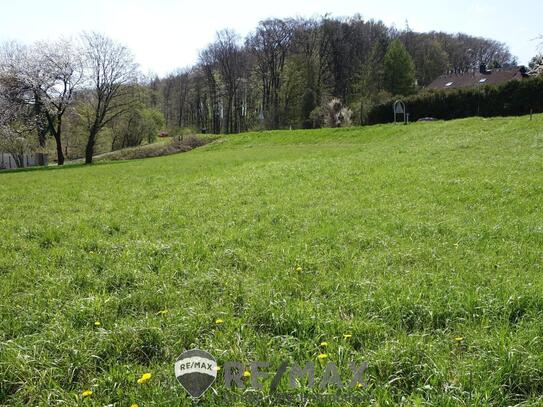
xmin=325 ymin=98 xmax=354 ymax=128
xmin=111 ymin=107 xmax=165 ymax=150
xmin=367 ymin=76 xmax=543 ymax=124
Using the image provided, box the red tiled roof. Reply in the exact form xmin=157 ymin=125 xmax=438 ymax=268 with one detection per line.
xmin=426 ymin=68 xmax=525 ymax=90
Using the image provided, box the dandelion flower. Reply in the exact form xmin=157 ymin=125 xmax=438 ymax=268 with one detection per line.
xmin=343 ymin=333 xmax=352 ymax=339
xmin=356 ymin=382 xmax=364 ymax=389
xmin=296 ymin=266 xmax=302 ymax=272
xmin=320 ymin=341 xmax=328 ymax=347
xmin=317 ymin=353 xmax=328 ymax=360
xmin=157 ymin=310 xmax=168 ymax=315
xmin=454 ymin=337 xmax=464 ymax=342
xmin=82 ymin=390 xmax=92 ymax=397
xmin=94 ymin=321 xmax=101 ymax=327
xmin=242 ymin=370 xmax=251 ymax=378
xmin=130 ymin=404 xmax=139 ymax=407
xmin=215 ymin=319 xmax=224 ymax=325
xmin=137 ymin=372 xmax=152 ymax=384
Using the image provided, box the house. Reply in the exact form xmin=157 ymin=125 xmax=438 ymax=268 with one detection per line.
xmin=426 ymin=64 xmax=530 ymax=91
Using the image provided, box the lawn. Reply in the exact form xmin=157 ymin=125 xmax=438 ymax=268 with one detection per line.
xmin=1 ymin=116 xmax=543 ymax=406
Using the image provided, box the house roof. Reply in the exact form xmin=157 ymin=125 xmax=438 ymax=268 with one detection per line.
xmin=426 ymin=67 xmax=527 ymax=91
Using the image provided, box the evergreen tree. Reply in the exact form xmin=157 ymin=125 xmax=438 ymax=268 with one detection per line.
xmin=383 ymin=39 xmax=417 ymax=96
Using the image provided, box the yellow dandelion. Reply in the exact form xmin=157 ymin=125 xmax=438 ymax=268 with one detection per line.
xmin=356 ymin=382 xmax=364 ymax=389
xmin=296 ymin=266 xmax=302 ymax=272
xmin=157 ymin=310 xmax=168 ymax=315
xmin=242 ymin=370 xmax=251 ymax=378
xmin=94 ymin=321 xmax=101 ymax=327
xmin=317 ymin=353 xmax=328 ymax=360
xmin=130 ymin=404 xmax=139 ymax=407
xmin=81 ymin=389 xmax=92 ymax=397
xmin=320 ymin=341 xmax=329 ymax=347
xmin=454 ymin=337 xmax=464 ymax=342
xmin=215 ymin=319 xmax=224 ymax=325
xmin=137 ymin=372 xmax=152 ymax=384
xmin=343 ymin=333 xmax=352 ymax=339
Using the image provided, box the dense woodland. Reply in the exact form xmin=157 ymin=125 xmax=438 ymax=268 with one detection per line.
xmin=1 ymin=15 xmax=541 ymax=166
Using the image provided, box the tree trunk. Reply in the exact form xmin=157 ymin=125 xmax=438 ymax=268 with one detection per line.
xmin=37 ymin=126 xmax=48 ymax=149
xmin=226 ymin=91 xmax=235 ymax=134
xmin=54 ymin=133 xmax=65 ymax=165
xmin=13 ymin=154 xmax=25 ymax=168
xmin=34 ymin=94 xmax=48 ymax=148
xmin=85 ymin=129 xmax=97 ymax=164
xmin=53 ymin=119 xmax=65 ymax=166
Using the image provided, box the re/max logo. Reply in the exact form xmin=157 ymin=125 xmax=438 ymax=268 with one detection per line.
xmin=222 ymin=361 xmax=368 ymax=391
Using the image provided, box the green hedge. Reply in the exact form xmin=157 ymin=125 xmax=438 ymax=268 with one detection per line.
xmin=367 ymin=76 xmax=543 ymax=124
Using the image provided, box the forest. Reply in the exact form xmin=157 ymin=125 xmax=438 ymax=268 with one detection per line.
xmin=1 ymin=15 xmax=540 ymax=165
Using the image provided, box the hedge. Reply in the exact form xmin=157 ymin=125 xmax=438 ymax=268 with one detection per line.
xmin=366 ymin=76 xmax=543 ymax=124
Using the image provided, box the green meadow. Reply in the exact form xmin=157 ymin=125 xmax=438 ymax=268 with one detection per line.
xmin=1 ymin=116 xmax=543 ymax=406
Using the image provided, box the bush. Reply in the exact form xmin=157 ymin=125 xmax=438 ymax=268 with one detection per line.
xmin=309 ymin=106 xmax=326 ymax=129
xmin=367 ymin=76 xmax=543 ymax=124
xmin=111 ymin=107 xmax=165 ymax=150
xmin=325 ymin=98 xmax=354 ymax=128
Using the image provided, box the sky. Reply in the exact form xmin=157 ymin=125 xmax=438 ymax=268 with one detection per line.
xmin=0 ymin=0 xmax=541 ymax=77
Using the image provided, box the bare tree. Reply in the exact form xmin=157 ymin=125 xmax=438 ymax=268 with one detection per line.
xmin=80 ymin=32 xmax=138 ymax=164
xmin=247 ymin=19 xmax=293 ymax=128
xmin=199 ymin=49 xmax=222 ymax=134
xmin=207 ymin=30 xmax=245 ymax=134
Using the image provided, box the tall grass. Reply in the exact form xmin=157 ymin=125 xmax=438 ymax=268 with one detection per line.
xmin=1 ymin=115 xmax=542 ymax=405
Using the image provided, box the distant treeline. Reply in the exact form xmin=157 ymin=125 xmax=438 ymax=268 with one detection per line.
xmin=150 ymin=15 xmax=517 ymax=133
xmin=1 ymin=15 xmax=531 ymax=168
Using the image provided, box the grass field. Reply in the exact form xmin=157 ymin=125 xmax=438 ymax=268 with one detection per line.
xmin=1 ymin=116 xmax=543 ymax=406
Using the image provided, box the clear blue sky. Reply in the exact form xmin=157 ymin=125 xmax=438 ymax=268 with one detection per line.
xmin=0 ymin=0 xmax=541 ymax=76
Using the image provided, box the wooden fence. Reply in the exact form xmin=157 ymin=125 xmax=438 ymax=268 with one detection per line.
xmin=0 ymin=153 xmax=48 ymax=170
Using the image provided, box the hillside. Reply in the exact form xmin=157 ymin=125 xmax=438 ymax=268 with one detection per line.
xmin=1 ymin=116 xmax=543 ymax=405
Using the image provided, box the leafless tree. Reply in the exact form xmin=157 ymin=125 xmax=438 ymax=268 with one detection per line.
xmin=199 ymin=49 xmax=222 ymax=133
xmin=80 ymin=32 xmax=138 ymax=164
xmin=247 ymin=19 xmax=293 ymax=128
xmin=207 ymin=30 xmax=245 ymax=134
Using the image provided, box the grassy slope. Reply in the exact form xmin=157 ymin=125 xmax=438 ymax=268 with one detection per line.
xmin=1 ymin=116 xmax=543 ymax=406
